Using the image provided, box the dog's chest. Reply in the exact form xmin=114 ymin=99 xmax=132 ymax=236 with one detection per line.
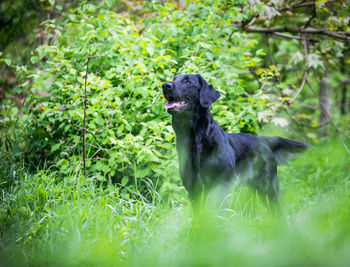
xmin=176 ymin=134 xmax=218 ymax=172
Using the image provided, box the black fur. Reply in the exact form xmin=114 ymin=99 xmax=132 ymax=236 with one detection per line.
xmin=162 ymin=74 xmax=307 ymax=200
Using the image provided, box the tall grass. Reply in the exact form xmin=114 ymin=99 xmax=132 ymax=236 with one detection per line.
xmin=1 ymin=140 xmax=350 ymax=266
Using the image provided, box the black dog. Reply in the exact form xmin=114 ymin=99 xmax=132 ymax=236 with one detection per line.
xmin=162 ymin=74 xmax=307 ymax=200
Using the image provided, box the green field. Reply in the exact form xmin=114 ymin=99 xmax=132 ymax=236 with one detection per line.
xmin=1 ymin=140 xmax=349 ymax=267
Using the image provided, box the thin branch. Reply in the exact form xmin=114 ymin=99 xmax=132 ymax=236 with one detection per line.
xmin=80 ymin=115 xmax=115 ymax=136
xmin=289 ymin=37 xmax=308 ymax=104
xmin=86 ymin=143 xmax=113 ymax=155
xmin=331 ymin=79 xmax=350 ymax=93
xmin=87 ymin=52 xmax=110 ymax=59
xmin=265 ymin=34 xmax=275 ymax=66
xmin=82 ymin=46 xmax=91 ymax=178
xmin=280 ymin=1 xmax=338 ymax=11
xmin=322 ymin=31 xmax=350 ymax=40
xmin=245 ymin=15 xmax=258 ymax=28
xmin=93 ymin=118 xmax=114 ymax=135
xmin=343 ymin=142 xmax=350 ymax=155
xmin=240 ymin=26 xmax=350 ymax=41
xmin=95 ymin=101 xmax=125 ymax=134
xmin=292 ymin=2 xmax=315 ymax=9
xmin=303 ymin=6 xmax=317 ymax=29
xmin=81 ymin=48 xmax=114 ymax=177
xmin=79 ymin=100 xmax=126 ymax=135
xmin=81 ymin=128 xmax=96 ymax=135
xmin=249 ymin=67 xmax=262 ymax=86
xmin=289 ymin=71 xmax=308 ymax=104
xmin=336 ymin=32 xmax=350 ymax=35
xmin=66 ymin=137 xmax=80 ymax=151
xmin=271 ymin=32 xmax=305 ymax=40
xmin=279 ymin=1 xmax=315 ymax=10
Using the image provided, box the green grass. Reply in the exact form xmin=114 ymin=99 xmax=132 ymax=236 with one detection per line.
xmin=1 ymin=140 xmax=350 ymax=266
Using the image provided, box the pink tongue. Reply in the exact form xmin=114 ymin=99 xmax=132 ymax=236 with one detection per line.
xmin=165 ymin=103 xmax=177 ymax=109
xmin=165 ymin=102 xmax=187 ymax=109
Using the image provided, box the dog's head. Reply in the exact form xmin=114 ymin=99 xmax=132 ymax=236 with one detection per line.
xmin=162 ymin=74 xmax=221 ymax=115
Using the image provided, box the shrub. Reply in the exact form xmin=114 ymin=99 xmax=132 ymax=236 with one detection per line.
xmin=8 ymin=2 xmax=272 ymax=192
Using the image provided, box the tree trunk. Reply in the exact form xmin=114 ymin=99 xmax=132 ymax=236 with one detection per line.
xmin=319 ymin=67 xmax=330 ymax=137
xmin=341 ymin=86 xmax=347 ymax=115
xmin=340 ymin=59 xmax=347 ymax=115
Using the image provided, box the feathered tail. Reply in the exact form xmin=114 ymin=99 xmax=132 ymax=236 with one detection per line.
xmin=260 ymin=136 xmax=308 ymax=165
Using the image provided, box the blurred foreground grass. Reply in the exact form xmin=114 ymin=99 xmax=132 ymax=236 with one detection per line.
xmin=1 ymin=140 xmax=350 ymax=266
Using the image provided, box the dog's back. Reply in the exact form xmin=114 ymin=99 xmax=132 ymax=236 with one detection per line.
xmin=226 ymin=133 xmax=307 ymax=200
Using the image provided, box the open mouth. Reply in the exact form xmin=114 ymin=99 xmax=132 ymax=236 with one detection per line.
xmin=164 ymin=96 xmax=187 ymax=110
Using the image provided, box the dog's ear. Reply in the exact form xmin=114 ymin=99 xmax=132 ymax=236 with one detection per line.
xmin=198 ymin=74 xmax=221 ymax=108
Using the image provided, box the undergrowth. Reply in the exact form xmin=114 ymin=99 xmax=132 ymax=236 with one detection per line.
xmin=0 ymin=140 xmax=350 ymax=266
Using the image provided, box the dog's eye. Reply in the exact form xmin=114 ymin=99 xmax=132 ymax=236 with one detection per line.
xmin=184 ymin=80 xmax=191 ymax=84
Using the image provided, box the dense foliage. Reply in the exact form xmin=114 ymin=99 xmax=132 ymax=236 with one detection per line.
xmin=1 ymin=1 xmax=349 ymax=190
xmin=2 ymin=1 xmax=281 ymax=192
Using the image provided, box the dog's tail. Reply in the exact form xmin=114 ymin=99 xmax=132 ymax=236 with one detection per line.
xmin=263 ymin=136 xmax=308 ymax=165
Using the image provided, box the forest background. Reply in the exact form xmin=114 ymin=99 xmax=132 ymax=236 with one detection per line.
xmin=0 ymin=0 xmax=350 ymax=266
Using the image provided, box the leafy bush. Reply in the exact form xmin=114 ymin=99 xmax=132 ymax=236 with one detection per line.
xmin=8 ymin=2 xmax=276 ymax=191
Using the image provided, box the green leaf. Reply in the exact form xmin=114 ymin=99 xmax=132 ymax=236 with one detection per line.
xmin=307 ymin=54 xmax=324 ymax=70
xmin=51 ymin=143 xmax=60 ymax=152
xmin=135 ymin=168 xmax=151 ymax=178
xmin=31 ymin=56 xmax=39 ymax=64
xmin=121 ymin=176 xmax=129 ymax=186
xmin=109 ymin=136 xmax=118 ymax=145
xmin=199 ymin=42 xmax=211 ymax=49
xmin=256 ymin=49 xmax=266 ymax=56
xmin=37 ymin=47 xmax=47 ymax=59
xmin=290 ymin=52 xmax=304 ymax=65
xmin=69 ymin=68 xmax=77 ymax=75
xmin=95 ymin=174 xmax=105 ymax=181
xmin=4 ymin=59 xmax=11 ymax=66
xmin=49 ymin=0 xmax=55 ymax=6
xmin=146 ymin=46 xmax=154 ymax=56
xmin=106 ymin=0 xmax=113 ymax=7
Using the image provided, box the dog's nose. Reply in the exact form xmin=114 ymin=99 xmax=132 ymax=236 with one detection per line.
xmin=162 ymin=82 xmax=174 ymax=92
